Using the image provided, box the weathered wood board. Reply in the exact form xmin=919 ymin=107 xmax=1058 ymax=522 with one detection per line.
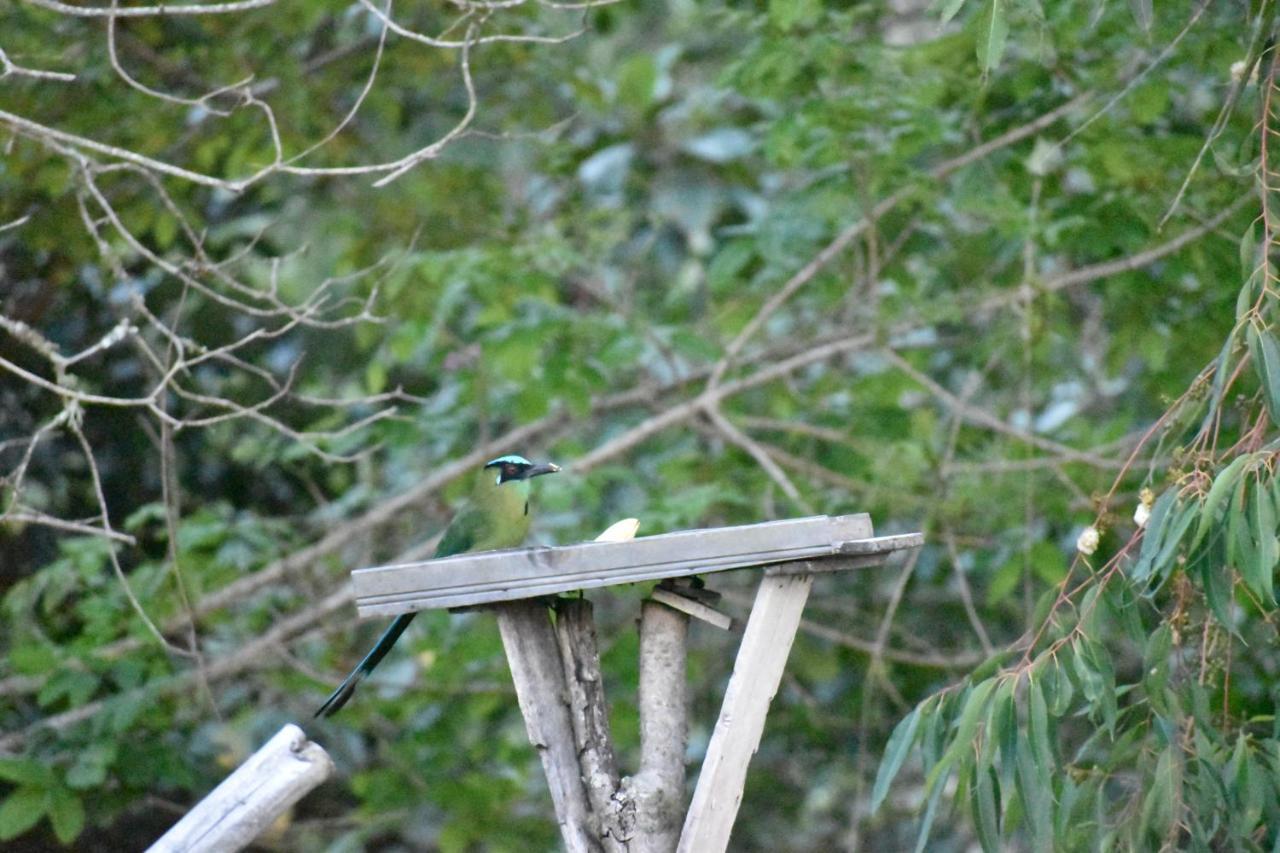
xmin=352 ymin=514 xmax=911 ymax=617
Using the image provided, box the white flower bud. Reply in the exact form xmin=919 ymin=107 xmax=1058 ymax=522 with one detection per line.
xmin=1134 ymin=502 xmax=1151 ymax=528
xmin=1231 ymin=60 xmax=1259 ymax=85
xmin=1076 ymin=526 xmax=1100 ymax=556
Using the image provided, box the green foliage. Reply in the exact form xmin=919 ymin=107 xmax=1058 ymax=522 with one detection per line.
xmin=0 ymin=0 xmax=1273 ymax=849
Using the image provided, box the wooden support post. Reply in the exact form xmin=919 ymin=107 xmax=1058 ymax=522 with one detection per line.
xmin=554 ymin=599 xmax=634 ymax=852
xmin=147 ymin=724 xmax=333 ymax=853
xmin=624 ymin=599 xmax=690 ymax=853
xmin=495 ymin=600 xmax=603 ymax=853
xmin=676 ymin=573 xmax=814 ymax=853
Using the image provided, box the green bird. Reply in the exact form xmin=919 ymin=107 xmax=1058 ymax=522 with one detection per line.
xmin=315 ymin=454 xmax=560 ymax=717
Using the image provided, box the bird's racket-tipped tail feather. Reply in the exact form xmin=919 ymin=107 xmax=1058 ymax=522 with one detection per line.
xmin=314 ymin=612 xmax=418 ymax=717
xmin=315 ymin=671 xmax=364 ymax=718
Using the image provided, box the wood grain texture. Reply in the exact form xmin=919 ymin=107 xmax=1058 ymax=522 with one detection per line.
xmin=496 ymin=601 xmax=603 ymax=853
xmin=623 ymin=601 xmax=690 ymax=853
xmin=147 ymin=724 xmax=333 ymax=853
xmin=554 ymin=599 xmax=634 ymax=852
xmin=649 ymin=588 xmax=733 ymax=630
xmin=354 ymin=514 xmax=877 ymax=615
xmin=676 ymin=574 xmax=814 ymax=853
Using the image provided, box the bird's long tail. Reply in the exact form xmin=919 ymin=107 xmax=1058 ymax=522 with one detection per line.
xmin=315 ymin=612 xmax=417 ymax=718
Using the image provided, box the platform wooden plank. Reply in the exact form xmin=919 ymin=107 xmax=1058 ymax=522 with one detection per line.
xmin=353 ymin=514 xmax=881 ymax=616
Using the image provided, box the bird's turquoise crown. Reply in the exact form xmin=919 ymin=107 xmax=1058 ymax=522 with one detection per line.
xmin=484 ymin=454 xmax=560 ymax=485
xmin=485 ymin=454 xmax=533 ymax=468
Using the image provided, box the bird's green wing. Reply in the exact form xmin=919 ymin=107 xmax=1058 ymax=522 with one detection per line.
xmin=316 ymin=488 xmax=521 ymax=717
xmin=433 ymin=499 xmax=483 ymax=558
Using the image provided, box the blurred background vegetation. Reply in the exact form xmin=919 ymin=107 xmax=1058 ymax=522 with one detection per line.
xmin=0 ymin=0 xmax=1273 ymax=849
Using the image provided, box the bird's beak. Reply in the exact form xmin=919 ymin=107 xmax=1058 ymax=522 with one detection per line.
xmin=527 ymin=461 xmax=560 ymax=478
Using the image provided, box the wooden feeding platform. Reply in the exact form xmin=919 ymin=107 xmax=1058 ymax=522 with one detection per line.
xmin=351 ymin=512 xmax=921 ymax=853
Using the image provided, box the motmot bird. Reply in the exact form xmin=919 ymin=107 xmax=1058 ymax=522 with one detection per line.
xmin=315 ymin=454 xmax=560 ymax=717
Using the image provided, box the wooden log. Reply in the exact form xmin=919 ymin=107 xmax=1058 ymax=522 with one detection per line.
xmin=624 ymin=600 xmax=690 ymax=853
xmin=147 ymin=724 xmax=333 ymax=853
xmin=676 ymin=573 xmax=814 ymax=853
xmin=554 ymin=599 xmax=634 ymax=852
xmin=495 ymin=600 xmax=602 ymax=853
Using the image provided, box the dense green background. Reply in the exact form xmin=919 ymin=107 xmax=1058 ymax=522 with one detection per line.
xmin=1 ymin=0 xmax=1274 ymax=849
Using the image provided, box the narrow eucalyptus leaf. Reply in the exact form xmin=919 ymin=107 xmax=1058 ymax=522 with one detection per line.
xmin=1193 ymin=454 xmax=1251 ymax=550
xmin=1250 ymin=476 xmax=1278 ymax=598
xmin=1247 ymin=322 xmax=1280 ymax=426
xmin=870 ymin=705 xmax=923 ymax=814
xmin=1047 ymin=661 xmax=1074 ymax=715
xmin=1239 ymin=220 xmax=1261 ymax=281
xmin=1200 ymin=333 xmax=1239 ymax=434
xmin=1149 ymin=503 xmax=1197 ymax=589
xmin=1015 ymin=731 xmax=1053 ymax=848
xmin=975 ymin=0 xmax=1008 ymax=72
xmin=1028 ymin=676 xmax=1054 ymax=776
xmin=1142 ymin=623 xmax=1172 ymax=702
xmin=1132 ymin=490 xmax=1177 ymax=582
xmin=1236 ymin=268 xmax=1263 ymax=321
xmin=1235 ymin=484 xmax=1266 ymax=603
xmin=934 ymin=0 xmax=967 ymax=24
xmin=913 ymin=772 xmax=947 ymax=853
xmin=1194 ymin=546 xmax=1235 ymax=633
xmin=925 ymin=678 xmax=999 ymax=793
xmin=973 ymin=762 xmax=1001 ymax=853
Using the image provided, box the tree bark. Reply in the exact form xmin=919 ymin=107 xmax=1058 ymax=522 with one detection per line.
xmin=624 ymin=600 xmax=690 ymax=853
xmin=495 ymin=600 xmax=603 ymax=853
xmin=555 ymin=598 xmax=634 ymax=852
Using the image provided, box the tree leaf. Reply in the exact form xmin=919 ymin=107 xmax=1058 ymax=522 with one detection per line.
xmin=913 ymin=774 xmax=947 ymax=853
xmin=1200 ymin=332 xmax=1240 ymax=434
xmin=972 ymin=762 xmax=1001 ymax=853
xmin=0 ymin=758 xmax=55 ymax=788
xmin=1192 ymin=455 xmax=1251 ymax=550
xmin=975 ymin=0 xmax=1009 ymax=73
xmin=1027 ymin=675 xmax=1054 ymax=776
xmin=934 ymin=0 xmax=968 ymax=24
xmin=1014 ymin=724 xmax=1053 ymax=847
xmin=1248 ymin=475 xmax=1277 ymax=605
xmin=870 ymin=704 xmax=923 ymax=814
xmin=1131 ymin=489 xmax=1177 ymax=583
xmin=925 ymin=678 xmax=1000 ymax=793
xmin=46 ymin=787 xmax=84 ymax=845
xmin=1148 ymin=501 xmax=1197 ymax=589
xmin=1140 ymin=747 xmax=1179 ymax=840
xmin=1142 ymin=624 xmax=1173 ymax=716
xmin=1237 ymin=268 xmax=1263 ymax=321
xmin=0 ymin=787 xmax=47 ymax=841
xmin=1247 ymin=321 xmax=1280 ymax=426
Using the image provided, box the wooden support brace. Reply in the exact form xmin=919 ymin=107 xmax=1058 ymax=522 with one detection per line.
xmin=676 ymin=572 xmax=814 ymax=853
xmin=649 ymin=588 xmax=732 ymax=631
xmin=147 ymin=724 xmax=333 ymax=853
xmin=495 ymin=600 xmax=603 ymax=853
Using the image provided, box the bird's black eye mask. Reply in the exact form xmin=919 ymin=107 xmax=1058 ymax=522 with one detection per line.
xmin=485 ymin=455 xmax=532 ymax=484
xmin=484 ymin=455 xmax=558 ymax=485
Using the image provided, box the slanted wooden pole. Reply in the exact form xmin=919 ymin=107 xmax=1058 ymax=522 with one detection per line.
xmin=676 ymin=572 xmax=814 ymax=853
xmin=495 ymin=600 xmax=602 ymax=853
xmin=148 ymin=724 xmax=333 ymax=853
xmin=554 ymin=599 xmax=634 ymax=851
xmin=625 ymin=600 xmax=690 ymax=853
